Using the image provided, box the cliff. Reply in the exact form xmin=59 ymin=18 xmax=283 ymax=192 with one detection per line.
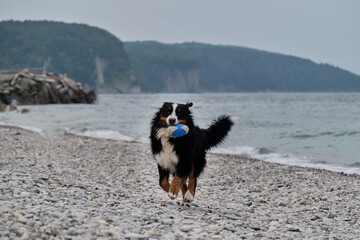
xmin=125 ymin=41 xmax=360 ymax=92
xmin=0 ymin=20 xmax=139 ymax=93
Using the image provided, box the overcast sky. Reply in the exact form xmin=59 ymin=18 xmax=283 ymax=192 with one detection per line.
xmin=1 ymin=0 xmax=359 ymax=75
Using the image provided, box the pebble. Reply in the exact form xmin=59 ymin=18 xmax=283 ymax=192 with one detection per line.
xmin=0 ymin=231 xmax=10 ymax=237
xmin=0 ymin=126 xmax=359 ymax=239
xmin=224 ymin=226 xmax=237 ymax=233
xmin=250 ymin=225 xmax=261 ymax=231
xmin=147 ymin=230 xmax=161 ymax=237
xmin=124 ymin=233 xmax=148 ymax=239
xmin=67 ymin=227 xmax=78 ymax=236
xmin=17 ymin=217 xmax=28 ymax=224
xmin=311 ymin=215 xmax=322 ymax=221
xmin=287 ymin=225 xmax=300 ymax=232
xmin=180 ymin=225 xmax=195 ymax=232
xmin=9 ymin=223 xmax=20 ymax=233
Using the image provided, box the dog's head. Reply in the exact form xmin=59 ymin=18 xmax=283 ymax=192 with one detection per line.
xmin=159 ymin=102 xmax=193 ymax=127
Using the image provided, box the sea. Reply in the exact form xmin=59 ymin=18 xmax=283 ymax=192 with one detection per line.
xmin=1 ymin=93 xmax=359 ymax=174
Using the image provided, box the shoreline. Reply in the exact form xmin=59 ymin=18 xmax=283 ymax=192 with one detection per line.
xmin=2 ymin=123 xmax=359 ymax=177
xmin=66 ymin=128 xmax=360 ymax=179
xmin=1 ymin=126 xmax=360 ymax=239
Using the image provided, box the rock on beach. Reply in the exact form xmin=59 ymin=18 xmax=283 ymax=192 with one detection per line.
xmin=0 ymin=69 xmax=96 ymax=112
xmin=0 ymin=126 xmax=359 ymax=239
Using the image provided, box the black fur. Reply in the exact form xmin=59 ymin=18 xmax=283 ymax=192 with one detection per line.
xmin=150 ymin=102 xmax=234 ymax=194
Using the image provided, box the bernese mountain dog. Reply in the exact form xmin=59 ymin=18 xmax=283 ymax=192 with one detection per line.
xmin=150 ymin=102 xmax=234 ymax=206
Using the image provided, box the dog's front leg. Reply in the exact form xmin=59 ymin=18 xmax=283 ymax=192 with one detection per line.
xmin=158 ymin=165 xmax=170 ymax=192
xmin=168 ymin=174 xmax=185 ymax=199
xmin=180 ymin=177 xmax=188 ymax=196
xmin=181 ymin=167 xmax=196 ymax=206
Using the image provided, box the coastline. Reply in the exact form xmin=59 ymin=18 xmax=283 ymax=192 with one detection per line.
xmin=0 ymin=126 xmax=359 ymax=239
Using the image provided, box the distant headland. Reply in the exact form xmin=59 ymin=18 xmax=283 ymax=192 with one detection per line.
xmin=1 ymin=20 xmax=360 ymax=93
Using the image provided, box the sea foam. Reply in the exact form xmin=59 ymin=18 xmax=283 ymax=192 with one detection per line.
xmin=67 ymin=129 xmax=134 ymax=142
xmin=0 ymin=122 xmax=43 ymax=134
xmin=211 ymin=146 xmax=360 ymax=175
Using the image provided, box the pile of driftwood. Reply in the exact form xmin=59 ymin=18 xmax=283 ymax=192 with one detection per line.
xmin=0 ymin=69 xmax=96 ymax=111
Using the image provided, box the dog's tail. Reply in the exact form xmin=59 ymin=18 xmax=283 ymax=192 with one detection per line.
xmin=204 ymin=115 xmax=235 ymax=150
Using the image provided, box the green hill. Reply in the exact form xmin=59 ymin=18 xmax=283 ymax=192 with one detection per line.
xmin=125 ymin=41 xmax=360 ymax=92
xmin=1 ymin=20 xmax=359 ymax=93
xmin=0 ymin=20 xmax=138 ymax=92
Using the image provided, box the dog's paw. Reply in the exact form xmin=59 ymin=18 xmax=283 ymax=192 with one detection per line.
xmin=180 ymin=201 xmax=191 ymax=207
xmin=168 ymin=192 xmax=177 ymax=200
xmin=184 ymin=190 xmax=194 ymax=202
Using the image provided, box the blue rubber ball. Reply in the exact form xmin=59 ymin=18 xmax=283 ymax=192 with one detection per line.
xmin=171 ymin=124 xmax=187 ymax=137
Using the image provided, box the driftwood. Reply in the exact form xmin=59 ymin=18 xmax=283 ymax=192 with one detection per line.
xmin=0 ymin=69 xmax=96 ymax=111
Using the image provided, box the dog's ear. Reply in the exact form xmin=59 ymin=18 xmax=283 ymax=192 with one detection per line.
xmin=162 ymin=102 xmax=172 ymax=108
xmin=186 ymin=102 xmax=193 ymax=108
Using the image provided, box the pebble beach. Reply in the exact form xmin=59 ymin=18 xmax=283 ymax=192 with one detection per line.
xmin=0 ymin=126 xmax=359 ymax=239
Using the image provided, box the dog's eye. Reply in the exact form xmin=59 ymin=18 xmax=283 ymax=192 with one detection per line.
xmin=164 ymin=107 xmax=172 ymax=114
xmin=176 ymin=109 xmax=180 ymax=113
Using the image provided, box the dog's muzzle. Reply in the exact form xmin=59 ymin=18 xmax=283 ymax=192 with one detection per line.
xmin=168 ymin=118 xmax=176 ymax=126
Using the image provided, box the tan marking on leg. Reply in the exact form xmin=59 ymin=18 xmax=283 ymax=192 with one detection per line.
xmin=161 ymin=175 xmax=170 ymax=192
xmin=168 ymin=175 xmax=184 ymax=199
xmin=181 ymin=177 xmax=188 ymax=196
xmin=188 ymin=167 xmax=196 ymax=196
xmin=182 ymin=167 xmax=196 ymax=205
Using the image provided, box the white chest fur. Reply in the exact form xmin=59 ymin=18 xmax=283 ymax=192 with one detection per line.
xmin=154 ymin=128 xmax=178 ymax=173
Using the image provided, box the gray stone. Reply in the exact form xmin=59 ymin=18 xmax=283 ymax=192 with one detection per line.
xmin=67 ymin=227 xmax=78 ymax=236
xmin=180 ymin=225 xmax=195 ymax=232
xmin=124 ymin=233 xmax=148 ymax=239
xmin=224 ymin=227 xmax=237 ymax=233
xmin=9 ymin=223 xmax=20 ymax=233
xmin=1 ymin=126 xmax=360 ymax=239
xmin=250 ymin=226 xmax=261 ymax=231
xmin=0 ymin=231 xmax=10 ymax=237
xmin=26 ymin=220 xmax=36 ymax=227
xmin=17 ymin=217 xmax=28 ymax=225
xmin=287 ymin=225 xmax=300 ymax=232
xmin=311 ymin=215 xmax=322 ymax=221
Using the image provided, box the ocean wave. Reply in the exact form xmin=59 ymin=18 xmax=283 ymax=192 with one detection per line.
xmin=0 ymin=122 xmax=43 ymax=134
xmin=210 ymin=146 xmax=304 ymax=165
xmin=290 ymin=131 xmax=360 ymax=139
xmin=210 ymin=146 xmax=360 ymax=175
xmin=135 ymin=135 xmax=151 ymax=144
xmin=348 ymin=162 xmax=360 ymax=168
xmin=67 ymin=129 xmax=134 ymax=142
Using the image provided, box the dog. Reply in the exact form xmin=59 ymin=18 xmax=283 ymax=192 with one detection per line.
xmin=150 ymin=102 xmax=234 ymax=206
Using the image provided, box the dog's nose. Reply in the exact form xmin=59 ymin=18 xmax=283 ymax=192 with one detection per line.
xmin=169 ymin=118 xmax=176 ymax=125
